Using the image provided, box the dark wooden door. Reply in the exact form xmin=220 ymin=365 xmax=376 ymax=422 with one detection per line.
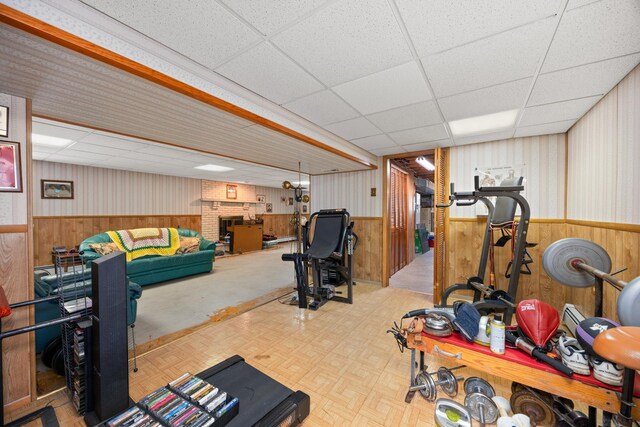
xmin=390 ymin=164 xmax=408 ymax=276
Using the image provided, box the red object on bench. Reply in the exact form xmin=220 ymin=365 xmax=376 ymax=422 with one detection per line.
xmin=0 ymin=287 xmax=11 ymax=318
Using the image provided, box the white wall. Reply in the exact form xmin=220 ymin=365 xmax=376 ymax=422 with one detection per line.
xmin=33 ymin=161 xmax=202 ymax=216
xmin=568 ymin=64 xmax=640 ymax=224
xmin=310 ymin=157 xmax=383 ymax=217
xmin=449 ymin=134 xmax=566 ymax=219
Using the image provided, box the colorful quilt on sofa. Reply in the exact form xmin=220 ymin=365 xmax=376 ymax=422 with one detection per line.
xmin=106 ymin=227 xmax=180 ymax=261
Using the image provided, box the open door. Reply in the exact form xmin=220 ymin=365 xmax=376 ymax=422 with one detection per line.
xmin=389 ymin=163 xmax=409 ymax=276
xmin=433 ymin=147 xmax=449 ymax=304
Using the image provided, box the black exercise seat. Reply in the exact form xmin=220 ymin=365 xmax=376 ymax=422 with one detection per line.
xmin=306 ymin=211 xmax=348 ymax=260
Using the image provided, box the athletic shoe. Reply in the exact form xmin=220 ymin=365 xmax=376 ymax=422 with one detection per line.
xmin=590 ymin=357 xmax=624 ymax=386
xmin=555 ymin=335 xmax=590 ymax=375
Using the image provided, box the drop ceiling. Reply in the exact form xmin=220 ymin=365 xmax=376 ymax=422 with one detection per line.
xmin=32 ymin=117 xmax=310 ymax=188
xmin=1 ymin=0 xmax=640 ymax=174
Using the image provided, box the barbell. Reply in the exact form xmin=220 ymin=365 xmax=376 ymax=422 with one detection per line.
xmin=542 ymin=238 xmax=640 ymax=326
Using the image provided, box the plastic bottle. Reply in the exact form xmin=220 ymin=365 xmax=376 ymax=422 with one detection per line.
xmin=489 ymin=314 xmax=505 ymax=355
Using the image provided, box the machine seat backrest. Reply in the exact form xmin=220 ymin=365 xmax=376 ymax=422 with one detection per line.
xmin=492 ymin=176 xmax=524 ymax=226
xmin=306 ymin=213 xmax=347 ymax=260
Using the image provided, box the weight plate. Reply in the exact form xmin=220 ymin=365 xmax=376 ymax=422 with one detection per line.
xmin=618 ymin=276 xmax=640 ymax=326
xmin=464 ymin=392 xmax=498 ymax=424
xmin=41 ymin=336 xmax=62 ymax=368
xmin=542 ymin=238 xmax=611 ymax=288
xmin=510 ymin=389 xmax=555 ymax=426
xmin=464 ymin=376 xmax=495 ymax=398
xmin=417 ymin=372 xmax=437 ymax=402
xmin=435 ymin=398 xmax=472 ymax=427
xmin=511 ymin=382 xmax=525 ymax=394
xmin=437 ymin=367 xmax=459 ymax=397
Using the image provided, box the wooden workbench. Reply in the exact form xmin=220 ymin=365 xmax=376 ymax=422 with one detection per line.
xmin=406 ymin=332 xmax=640 ymax=420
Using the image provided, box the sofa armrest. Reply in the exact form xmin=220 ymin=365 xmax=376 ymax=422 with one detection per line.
xmin=81 ymin=251 xmax=101 ymax=267
xmin=200 ymin=238 xmax=216 ymax=252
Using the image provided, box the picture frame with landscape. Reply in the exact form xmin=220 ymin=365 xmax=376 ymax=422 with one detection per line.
xmin=41 ymin=179 xmax=74 ymax=199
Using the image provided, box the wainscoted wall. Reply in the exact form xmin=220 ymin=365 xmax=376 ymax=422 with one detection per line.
xmin=261 ymin=214 xmax=296 ymax=239
xmin=449 ymin=134 xmax=566 ymax=219
xmin=310 ymin=158 xmax=382 ymax=217
xmin=33 ymin=161 xmax=202 ymax=216
xmin=33 ymin=215 xmax=201 ymax=267
xmin=352 ymin=217 xmax=383 ymax=283
xmin=0 ymin=93 xmax=34 ymax=411
xmin=568 ymin=64 xmax=640 ymax=224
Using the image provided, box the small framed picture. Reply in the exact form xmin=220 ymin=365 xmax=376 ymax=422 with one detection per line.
xmin=266 ymin=203 xmax=273 ymax=213
xmin=0 ymin=106 xmax=8 ymax=138
xmin=257 ymin=194 xmax=266 ymax=203
xmin=288 ymin=197 xmax=294 ymax=206
xmin=302 ymin=204 xmax=308 ymax=214
xmin=41 ymin=179 xmax=74 ymax=199
xmin=0 ymin=141 xmax=21 ymax=192
xmin=226 ymin=184 xmax=237 ymax=200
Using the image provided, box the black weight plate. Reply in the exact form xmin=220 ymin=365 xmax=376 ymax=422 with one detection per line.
xmin=510 ymin=390 xmax=555 ymax=426
xmin=41 ymin=336 xmax=61 ymax=368
xmin=51 ymin=348 xmax=65 ymax=376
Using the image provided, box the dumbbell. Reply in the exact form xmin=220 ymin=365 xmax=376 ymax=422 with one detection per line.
xmin=464 ymin=377 xmax=498 ymax=427
xmin=409 ymin=366 xmax=465 ymax=402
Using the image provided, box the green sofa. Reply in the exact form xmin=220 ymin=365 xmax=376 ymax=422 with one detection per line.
xmin=78 ymin=228 xmax=215 ymax=286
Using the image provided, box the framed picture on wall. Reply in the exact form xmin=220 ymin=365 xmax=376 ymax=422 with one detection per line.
xmin=302 ymin=204 xmax=308 ymax=214
xmin=288 ymin=197 xmax=294 ymax=206
xmin=41 ymin=179 xmax=74 ymax=199
xmin=0 ymin=141 xmax=22 ymax=192
xmin=226 ymin=184 xmax=237 ymax=199
xmin=0 ymin=106 xmax=8 ymax=137
xmin=257 ymin=194 xmax=265 ymax=203
xmin=266 ymin=203 xmax=273 ymax=213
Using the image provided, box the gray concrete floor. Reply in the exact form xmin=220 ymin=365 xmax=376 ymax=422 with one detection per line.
xmin=388 ymin=250 xmax=434 ymax=296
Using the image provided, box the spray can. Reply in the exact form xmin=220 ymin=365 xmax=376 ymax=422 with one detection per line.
xmin=489 ymin=315 xmax=505 ymax=355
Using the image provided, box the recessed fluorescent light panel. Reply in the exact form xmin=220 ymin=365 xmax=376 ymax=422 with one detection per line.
xmin=448 ymin=109 xmax=519 ymax=137
xmin=416 ymin=156 xmax=435 ymax=171
xmin=194 ymin=164 xmax=234 ymax=172
xmin=292 ymin=181 xmax=310 ymax=186
xmin=32 ymin=133 xmax=73 ymax=146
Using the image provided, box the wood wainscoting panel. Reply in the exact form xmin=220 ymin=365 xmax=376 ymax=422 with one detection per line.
xmin=0 ymin=233 xmax=33 ymax=410
xmin=261 ymin=214 xmax=296 ymax=239
xmin=33 ymin=215 xmax=201 ymax=266
xmin=352 ymin=217 xmax=382 ymax=283
xmin=446 ymin=220 xmax=568 ymax=312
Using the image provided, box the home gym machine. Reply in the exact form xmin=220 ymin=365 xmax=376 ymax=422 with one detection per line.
xmin=435 ymin=176 xmax=531 ymax=324
xmin=542 ymin=238 xmax=640 ymax=427
xmin=282 ymin=209 xmax=357 ymax=310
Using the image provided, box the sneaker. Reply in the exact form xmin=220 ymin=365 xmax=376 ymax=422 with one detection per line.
xmin=590 ymin=357 xmax=624 ymax=386
xmin=556 ymin=335 xmax=590 ymax=375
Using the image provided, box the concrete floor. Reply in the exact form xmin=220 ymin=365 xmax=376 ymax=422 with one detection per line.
xmin=388 ymin=250 xmax=434 ymax=296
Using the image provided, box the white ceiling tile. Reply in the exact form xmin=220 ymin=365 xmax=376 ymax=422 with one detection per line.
xmin=514 ymin=120 xmax=576 ymax=137
xmin=529 ymin=54 xmax=640 ymax=105
xmin=369 ymin=146 xmax=407 ymax=156
xmin=397 ymin=0 xmax=560 ymax=56
xmin=220 ymin=0 xmax=328 ymax=36
xmin=271 ymin=0 xmax=413 ymax=86
xmin=425 ymin=18 xmax=555 ymax=98
xmin=567 ymin=0 xmax=602 ymax=10
xmin=543 ymin=0 xmax=640 ymax=72
xmin=283 ymin=90 xmax=359 ymax=125
xmin=520 ymin=95 xmax=601 ymax=127
xmin=332 ymin=62 xmax=431 ymax=115
xmin=366 ymin=101 xmax=441 ymax=133
xmin=215 ymin=42 xmax=323 ymax=104
xmin=32 ymin=121 xmax=91 ymax=142
xmin=79 ymin=133 xmax=149 ymax=151
xmin=32 ymin=152 xmax=49 ymax=160
xmin=402 ymin=139 xmax=450 ymax=151
xmin=389 ymin=124 xmax=448 ymax=145
xmin=68 ymin=142 xmax=130 ymax=156
xmin=439 ymin=79 xmax=532 ymax=121
xmin=32 ymin=145 xmax=61 ymax=154
xmin=454 ymin=129 xmax=515 ymax=146
xmin=350 ymin=134 xmax=396 ymax=150
xmin=324 ymin=117 xmax=381 ymax=140
xmin=47 ymin=155 xmax=101 ymax=165
xmin=61 ymin=150 xmax=112 ymax=161
xmin=135 ymin=144 xmax=198 ymax=158
xmin=80 ymin=0 xmax=261 ymax=68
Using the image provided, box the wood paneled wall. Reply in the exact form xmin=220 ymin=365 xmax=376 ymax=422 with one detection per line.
xmin=352 ymin=217 xmax=383 ymax=283
xmin=33 ymin=215 xmax=201 ymax=267
xmin=261 ymin=214 xmax=296 ymax=238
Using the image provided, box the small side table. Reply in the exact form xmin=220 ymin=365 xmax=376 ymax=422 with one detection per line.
xmin=51 ymin=251 xmax=83 ymax=273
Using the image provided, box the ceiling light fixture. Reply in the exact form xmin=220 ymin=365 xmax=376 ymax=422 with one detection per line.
xmin=194 ymin=164 xmax=234 ymax=172
xmin=416 ymin=156 xmax=435 ymax=171
xmin=292 ymin=181 xmax=310 ymax=186
xmin=448 ymin=109 xmax=519 ymax=137
xmin=32 ymin=133 xmax=72 ymax=146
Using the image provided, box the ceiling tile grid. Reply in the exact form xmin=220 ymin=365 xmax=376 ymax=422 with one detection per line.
xmin=519 ymin=95 xmax=602 ymax=127
xmin=388 ymin=124 xmax=449 ymax=145
xmin=282 ymin=90 xmax=360 ymax=125
xmin=366 ymin=101 xmax=442 ymax=134
xmin=324 ymin=117 xmax=382 ymax=140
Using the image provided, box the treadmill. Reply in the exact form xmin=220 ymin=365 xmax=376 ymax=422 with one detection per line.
xmin=196 ymin=355 xmax=309 ymax=427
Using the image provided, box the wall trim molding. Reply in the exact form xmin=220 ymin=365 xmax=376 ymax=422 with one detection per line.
xmin=352 ymin=216 xmax=382 ymax=220
xmin=449 ymin=217 xmax=565 ymax=224
xmin=33 ymin=214 xmax=202 ymax=219
xmin=0 ymin=224 xmax=28 ymax=233
xmin=566 ymin=219 xmax=640 ymax=233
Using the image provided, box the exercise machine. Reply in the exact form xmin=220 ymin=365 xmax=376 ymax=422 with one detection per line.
xmin=436 ymin=176 xmax=531 ymax=324
xmin=282 ymin=209 xmax=357 ymax=310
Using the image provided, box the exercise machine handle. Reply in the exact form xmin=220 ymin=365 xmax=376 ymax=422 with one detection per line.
xmin=506 ymin=331 xmax=573 ymax=377
xmin=456 ymin=200 xmax=477 ymax=207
